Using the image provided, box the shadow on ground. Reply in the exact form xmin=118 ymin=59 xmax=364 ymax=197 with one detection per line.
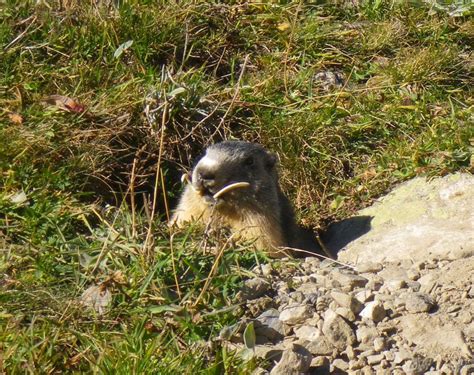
xmin=321 ymin=215 xmax=373 ymax=257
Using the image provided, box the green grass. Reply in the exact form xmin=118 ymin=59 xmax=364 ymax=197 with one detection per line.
xmin=1 ymin=1 xmax=473 ymax=373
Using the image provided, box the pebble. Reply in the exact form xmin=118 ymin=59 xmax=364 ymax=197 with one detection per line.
xmin=270 ymin=344 xmax=312 ymax=375
xmin=331 ymin=290 xmax=364 ymax=313
xmin=335 ymin=307 xmax=356 ymax=322
xmin=279 ymin=304 xmax=313 ymax=325
xmin=367 ymin=354 xmax=384 ymax=365
xmin=394 ymin=348 xmax=412 ymax=364
xmin=405 ymin=292 xmax=436 ymax=313
xmin=356 ymin=326 xmax=379 ymax=345
xmin=355 ymin=290 xmax=374 ymax=304
xmin=321 ymin=309 xmax=356 ymax=350
xmin=332 ymin=358 xmax=349 ymax=371
xmin=355 ymin=262 xmax=384 ymax=273
xmin=407 ymin=268 xmax=421 ymax=280
xmin=239 ymin=277 xmax=269 ymax=300
xmin=373 ymin=337 xmax=386 ymax=352
xmin=301 ymin=336 xmax=334 ymax=356
xmin=254 ymin=309 xmax=288 ymax=342
xmin=359 ymin=301 xmax=386 ymax=322
xmin=310 ymin=355 xmax=329 ymax=368
xmin=331 ymin=271 xmax=368 ymax=290
xmin=385 ymin=279 xmax=407 ymax=292
xmin=293 ymin=325 xmax=320 ymax=341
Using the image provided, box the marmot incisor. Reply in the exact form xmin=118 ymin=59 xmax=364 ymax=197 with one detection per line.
xmin=170 ymin=141 xmax=319 ymax=257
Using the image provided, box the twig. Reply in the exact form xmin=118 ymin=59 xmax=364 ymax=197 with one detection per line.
xmin=4 ymin=16 xmax=37 ymax=51
xmin=209 ymin=54 xmax=250 ymax=139
xmin=130 ymin=158 xmax=137 ymax=239
xmin=143 ymin=101 xmax=168 ymax=254
xmin=193 ymin=233 xmax=236 ymax=307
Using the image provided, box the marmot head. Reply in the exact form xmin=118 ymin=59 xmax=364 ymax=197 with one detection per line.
xmin=190 ymin=141 xmax=278 ymax=206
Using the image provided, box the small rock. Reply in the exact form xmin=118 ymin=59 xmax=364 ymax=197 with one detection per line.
xmin=359 ymin=301 xmax=386 ymax=322
xmin=275 ymin=281 xmax=290 ymax=295
xmin=373 ymin=337 xmax=386 ymax=352
xmin=254 ymin=309 xmax=288 ymax=342
xmin=394 ymin=348 xmax=412 ymax=364
xmin=331 ymin=271 xmax=368 ymax=290
xmin=407 ymin=268 xmax=421 ymax=280
xmin=300 ymin=336 xmax=334 ymax=356
xmin=260 ymin=263 xmax=273 ymax=277
xmin=359 ymin=349 xmax=375 ymax=359
xmin=414 ymin=261 xmax=426 ymax=270
xmin=345 ymin=345 xmax=356 ymax=360
xmin=459 ymin=311 xmax=472 ymax=324
xmin=247 ymin=296 xmax=273 ymax=316
xmin=270 ymin=344 xmax=312 ymax=375
xmin=366 ymin=276 xmax=384 ymax=291
xmin=321 ymin=309 xmax=356 ymax=350
xmin=288 ymin=291 xmax=305 ymax=304
xmin=355 ymin=290 xmax=374 ymax=304
xmin=295 ymin=282 xmax=319 ymax=295
xmin=279 ymin=304 xmax=313 ymax=325
xmin=294 ymin=325 xmax=320 ymax=341
xmin=310 ymin=356 xmax=330 ymax=369
xmin=349 ymin=359 xmax=365 ymax=370
xmin=80 ymin=284 xmax=112 ymax=315
xmin=384 ymin=351 xmax=395 ymax=361
xmin=405 ymin=292 xmax=436 ymax=313
xmin=240 ymin=277 xmax=270 ymax=300
xmin=367 ymin=354 xmax=384 ymax=365
xmin=253 ymin=344 xmax=284 ymax=361
xmin=467 ymin=285 xmax=474 ymax=298
xmin=356 ymin=326 xmax=379 ymax=345
xmin=385 ymin=279 xmax=407 ymax=292
xmin=406 ymin=281 xmax=421 ymax=292
xmin=335 ymin=307 xmax=356 ymax=322
xmin=313 ymin=70 xmax=345 ymax=91
xmin=356 ymin=262 xmax=383 ymax=273
xmin=315 ymin=295 xmax=331 ymax=312
xmin=312 ymin=274 xmax=330 ymax=288
xmin=401 ymin=356 xmax=433 ymax=375
xmin=331 ymin=290 xmax=364 ymax=313
xmin=332 ymin=358 xmax=349 ymax=371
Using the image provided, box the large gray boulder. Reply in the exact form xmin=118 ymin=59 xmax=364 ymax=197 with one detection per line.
xmin=330 ymin=173 xmax=474 ymax=264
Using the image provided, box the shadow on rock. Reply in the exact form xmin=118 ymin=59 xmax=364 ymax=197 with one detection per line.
xmin=321 ymin=215 xmax=373 ymax=256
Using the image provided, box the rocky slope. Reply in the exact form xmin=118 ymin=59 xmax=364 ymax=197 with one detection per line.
xmin=220 ymin=173 xmax=474 ymax=374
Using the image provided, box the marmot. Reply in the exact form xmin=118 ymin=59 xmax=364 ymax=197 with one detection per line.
xmin=170 ymin=141 xmax=319 ymax=257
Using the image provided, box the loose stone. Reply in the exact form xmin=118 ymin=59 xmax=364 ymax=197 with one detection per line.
xmin=270 ymin=344 xmax=312 ymax=375
xmin=321 ymin=309 xmax=356 ymax=350
xmin=359 ymin=301 xmax=386 ymax=322
xmin=331 ymin=271 xmax=369 ymax=290
xmin=356 ymin=262 xmax=384 ymax=273
xmin=405 ymin=292 xmax=436 ymax=313
xmin=279 ymin=304 xmax=313 ymax=325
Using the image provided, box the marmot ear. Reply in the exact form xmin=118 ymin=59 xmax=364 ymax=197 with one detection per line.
xmin=265 ymin=151 xmax=278 ymax=170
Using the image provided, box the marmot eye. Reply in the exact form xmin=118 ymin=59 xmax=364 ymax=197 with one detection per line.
xmin=243 ymin=156 xmax=254 ymax=167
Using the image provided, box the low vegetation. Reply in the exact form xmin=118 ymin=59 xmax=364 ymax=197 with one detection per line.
xmin=1 ymin=1 xmax=472 ymax=372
